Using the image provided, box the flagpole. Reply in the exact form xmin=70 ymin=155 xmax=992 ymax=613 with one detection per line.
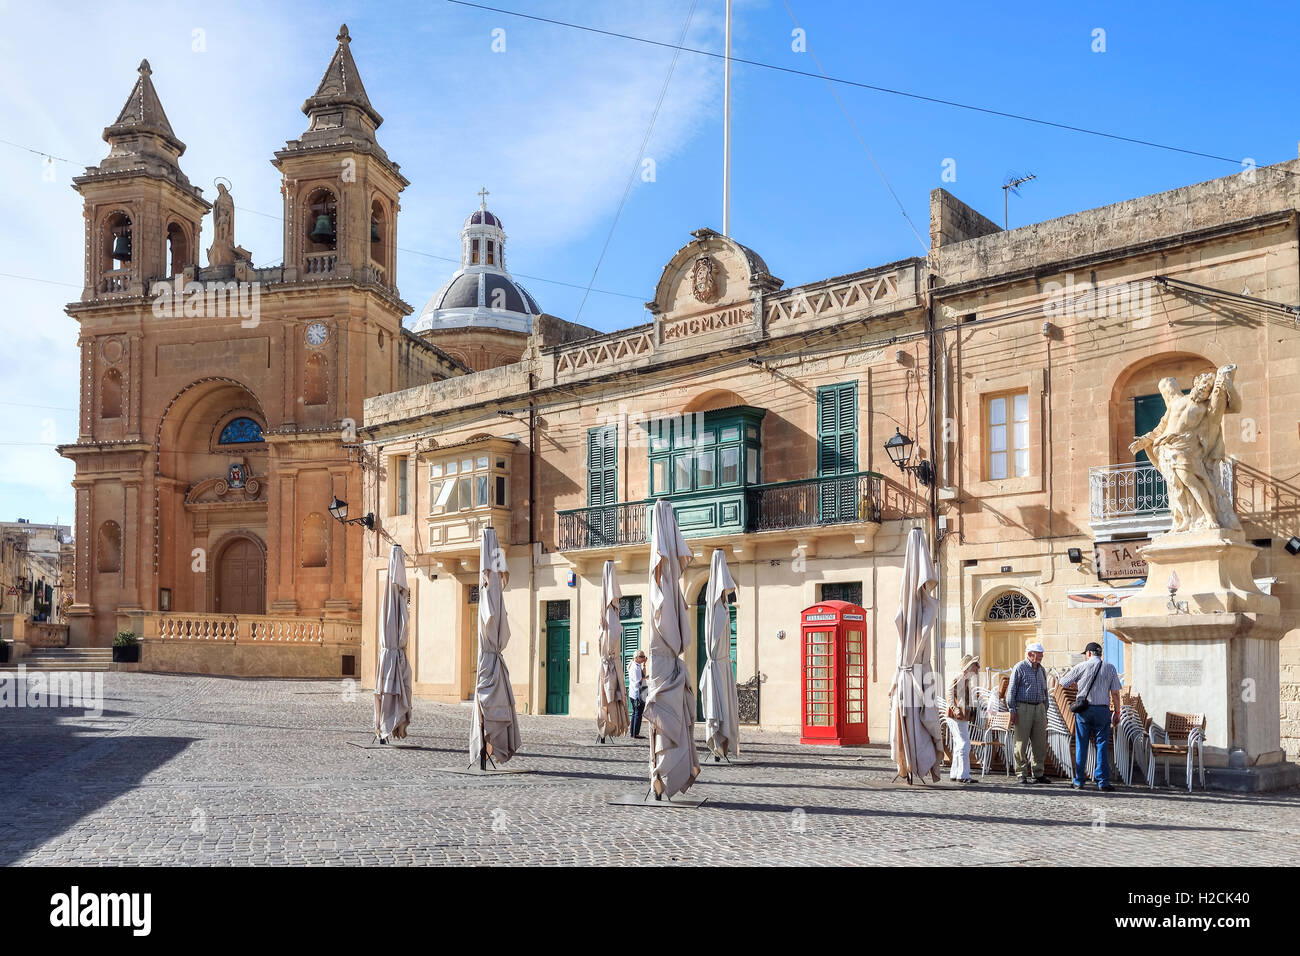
xmin=723 ymin=0 xmax=732 ymax=237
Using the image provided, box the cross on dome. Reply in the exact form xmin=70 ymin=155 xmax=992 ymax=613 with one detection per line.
xmin=477 ymin=186 xmax=490 ymax=210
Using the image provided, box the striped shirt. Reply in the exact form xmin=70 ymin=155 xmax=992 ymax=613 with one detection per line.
xmin=1060 ymin=657 xmax=1122 ymax=707
xmin=1006 ymin=659 xmax=1048 ymax=714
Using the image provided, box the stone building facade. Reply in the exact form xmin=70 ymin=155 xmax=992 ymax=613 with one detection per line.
xmin=930 ymin=163 xmax=1300 ymax=761
xmin=56 ymin=28 xmax=461 ymax=675
xmin=363 ymin=166 xmax=1300 ymax=761
xmin=363 ymin=227 xmax=931 ymax=738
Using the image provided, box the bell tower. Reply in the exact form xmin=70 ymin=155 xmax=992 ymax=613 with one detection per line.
xmin=273 ymin=24 xmax=407 ymax=287
xmin=73 ymin=60 xmax=209 ymax=300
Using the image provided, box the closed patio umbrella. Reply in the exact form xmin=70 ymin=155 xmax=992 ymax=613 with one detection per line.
xmin=470 ymin=527 xmax=520 ymax=767
xmin=644 ymin=498 xmax=699 ymax=799
xmin=596 ymin=559 xmax=629 ymax=741
xmin=374 ymin=542 xmax=413 ymax=743
xmin=700 ymin=548 xmax=740 ymax=760
xmin=888 ymin=527 xmax=944 ymax=783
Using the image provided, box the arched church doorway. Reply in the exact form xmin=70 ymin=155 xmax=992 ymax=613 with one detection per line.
xmin=214 ymin=535 xmax=265 ymax=614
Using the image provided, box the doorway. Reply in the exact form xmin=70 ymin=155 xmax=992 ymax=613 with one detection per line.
xmin=619 ymin=594 xmax=642 ymax=719
xmin=545 ymin=600 xmax=570 ymax=715
xmin=214 ymin=536 xmax=264 ymax=614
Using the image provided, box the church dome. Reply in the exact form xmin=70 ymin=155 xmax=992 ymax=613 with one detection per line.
xmin=410 ymin=190 xmax=541 ymax=335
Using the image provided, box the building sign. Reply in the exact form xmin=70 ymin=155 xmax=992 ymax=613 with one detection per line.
xmin=1094 ymin=539 xmax=1150 ymax=581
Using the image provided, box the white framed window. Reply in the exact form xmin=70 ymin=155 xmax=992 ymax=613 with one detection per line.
xmin=986 ymin=391 xmax=1029 ymax=480
xmin=428 ymin=450 xmax=508 ymax=515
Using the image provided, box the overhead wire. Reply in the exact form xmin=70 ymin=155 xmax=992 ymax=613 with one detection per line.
xmin=574 ymin=0 xmax=699 ymax=323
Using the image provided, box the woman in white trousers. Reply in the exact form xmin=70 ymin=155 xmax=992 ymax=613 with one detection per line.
xmin=947 ymin=654 xmax=981 ymax=784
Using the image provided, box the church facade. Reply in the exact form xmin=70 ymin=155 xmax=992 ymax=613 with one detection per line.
xmin=57 ymin=28 xmax=460 ymax=675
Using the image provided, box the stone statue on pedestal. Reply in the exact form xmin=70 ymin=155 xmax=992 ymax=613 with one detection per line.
xmin=1129 ymin=364 xmax=1239 ymax=533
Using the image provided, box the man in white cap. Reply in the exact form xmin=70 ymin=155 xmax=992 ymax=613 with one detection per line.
xmin=1006 ymin=641 xmax=1051 ymax=785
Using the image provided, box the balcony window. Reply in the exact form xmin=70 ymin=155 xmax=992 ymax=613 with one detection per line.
xmin=429 ymin=451 xmax=507 ymax=515
xmin=649 ymin=407 xmax=763 ymax=497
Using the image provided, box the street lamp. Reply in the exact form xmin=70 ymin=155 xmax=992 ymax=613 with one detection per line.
xmin=883 ymin=427 xmax=934 ymax=487
xmin=328 ymin=496 xmax=374 ymax=530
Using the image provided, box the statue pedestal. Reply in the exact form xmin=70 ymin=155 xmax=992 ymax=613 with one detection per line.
xmin=1111 ymin=530 xmax=1299 ymax=791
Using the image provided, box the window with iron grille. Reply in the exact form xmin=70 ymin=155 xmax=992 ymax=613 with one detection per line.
xmin=819 ymin=581 xmax=863 ymax=607
xmin=986 ymin=591 xmax=1036 ymax=620
xmin=467 ymin=585 xmax=479 ymax=605
xmin=618 ymin=595 xmax=642 ymax=620
xmin=546 ymin=600 xmax=570 ymax=622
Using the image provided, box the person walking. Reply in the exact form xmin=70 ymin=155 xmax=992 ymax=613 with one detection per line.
xmin=946 ymin=654 xmax=980 ymax=784
xmin=1007 ymin=641 xmax=1051 ymax=785
xmin=1058 ymin=641 xmax=1123 ymax=791
xmin=627 ymin=650 xmax=647 ymax=739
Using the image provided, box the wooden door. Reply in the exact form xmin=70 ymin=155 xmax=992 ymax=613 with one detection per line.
xmin=216 ymin=538 xmax=264 ymax=614
xmin=545 ymin=619 xmax=570 ymax=715
xmin=983 ymin=624 xmax=1034 ymax=673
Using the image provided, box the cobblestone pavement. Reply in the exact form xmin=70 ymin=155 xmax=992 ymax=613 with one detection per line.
xmin=1 ymin=673 xmax=1297 ymax=866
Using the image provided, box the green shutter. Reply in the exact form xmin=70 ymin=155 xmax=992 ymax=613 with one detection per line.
xmin=817 ymin=383 xmax=858 ymax=521
xmin=588 ymin=426 xmax=617 ymax=545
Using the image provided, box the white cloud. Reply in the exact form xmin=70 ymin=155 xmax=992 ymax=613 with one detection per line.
xmin=0 ymin=1 xmax=727 ymax=523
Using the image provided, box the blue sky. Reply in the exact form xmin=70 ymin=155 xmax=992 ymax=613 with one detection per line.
xmin=1 ymin=0 xmax=1297 ymax=527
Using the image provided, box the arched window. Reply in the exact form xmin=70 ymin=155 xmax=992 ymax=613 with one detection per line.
xmin=986 ymin=591 xmax=1037 ymax=620
xmin=96 ymin=521 xmax=122 ymax=574
xmin=166 ymin=222 xmax=188 ymax=276
xmin=102 ymin=212 xmax=132 ymax=291
xmin=100 ymin=369 xmax=123 ymax=419
xmin=370 ymin=198 xmax=387 ymax=267
xmin=304 ymin=354 xmax=326 ymax=406
xmin=301 ymin=513 xmax=328 ymax=568
xmin=219 ymin=417 xmax=264 ymax=444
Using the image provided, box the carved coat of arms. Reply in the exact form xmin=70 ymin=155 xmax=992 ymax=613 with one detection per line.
xmin=691 ymin=255 xmax=720 ymax=304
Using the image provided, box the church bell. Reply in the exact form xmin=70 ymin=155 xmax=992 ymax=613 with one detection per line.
xmin=370 ymin=219 xmax=381 ymax=242
xmin=112 ymin=231 xmax=132 ymax=261
xmin=310 ymin=213 xmax=335 ymax=243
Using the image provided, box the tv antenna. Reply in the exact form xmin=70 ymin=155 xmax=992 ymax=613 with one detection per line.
xmin=1002 ymin=172 xmax=1037 ymax=229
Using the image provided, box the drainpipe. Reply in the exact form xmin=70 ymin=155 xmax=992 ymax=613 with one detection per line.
xmin=527 ymin=383 xmax=537 ymax=715
xmin=926 ymin=271 xmax=944 ymax=688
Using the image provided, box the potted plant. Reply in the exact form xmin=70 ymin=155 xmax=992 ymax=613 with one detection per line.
xmin=112 ymin=630 xmax=140 ymax=663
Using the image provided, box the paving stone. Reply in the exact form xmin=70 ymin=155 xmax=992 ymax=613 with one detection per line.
xmin=1 ymin=673 xmax=1296 ymax=865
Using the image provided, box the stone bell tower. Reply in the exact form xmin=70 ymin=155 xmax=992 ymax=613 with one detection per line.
xmin=273 ymin=24 xmax=407 ymax=289
xmin=61 ymin=61 xmax=211 ymax=646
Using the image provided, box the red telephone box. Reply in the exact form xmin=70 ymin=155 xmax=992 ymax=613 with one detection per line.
xmin=800 ymin=601 xmax=869 ymax=746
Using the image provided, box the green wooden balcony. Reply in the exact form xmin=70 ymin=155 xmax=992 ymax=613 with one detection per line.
xmin=556 ymin=471 xmax=884 ymax=552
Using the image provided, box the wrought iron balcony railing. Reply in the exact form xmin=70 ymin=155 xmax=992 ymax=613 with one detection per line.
xmin=1088 ymin=459 xmax=1234 ymax=529
xmin=557 ymin=471 xmax=883 ymax=551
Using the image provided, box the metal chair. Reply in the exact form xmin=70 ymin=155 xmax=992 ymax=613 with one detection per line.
xmin=971 ymin=709 xmax=1013 ymax=780
xmin=1148 ymin=712 xmax=1206 ymax=792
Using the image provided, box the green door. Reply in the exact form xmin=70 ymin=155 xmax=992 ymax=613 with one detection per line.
xmin=619 ymin=594 xmax=643 ymax=719
xmin=545 ymin=603 xmax=570 ymax=715
xmin=695 ymin=586 xmax=737 ymax=720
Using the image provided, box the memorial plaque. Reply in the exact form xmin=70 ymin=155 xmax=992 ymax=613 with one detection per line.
xmin=1153 ymin=659 xmax=1203 ymax=687
xmin=1094 ymin=539 xmax=1150 ymax=581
